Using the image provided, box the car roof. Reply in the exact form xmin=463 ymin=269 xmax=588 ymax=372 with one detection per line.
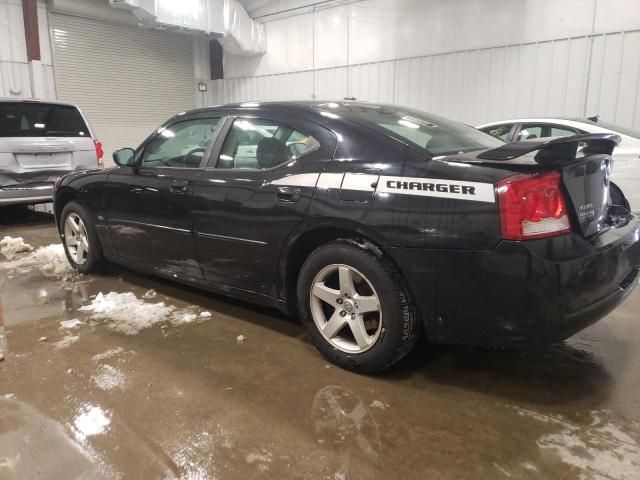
xmin=183 ymin=100 xmax=400 ymax=118
xmin=0 ymin=97 xmax=79 ymax=107
xmin=477 ymin=117 xmax=595 ymax=126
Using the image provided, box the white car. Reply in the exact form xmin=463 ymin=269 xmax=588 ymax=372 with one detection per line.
xmin=0 ymin=98 xmax=103 ymax=206
xmin=477 ymin=117 xmax=640 ymax=212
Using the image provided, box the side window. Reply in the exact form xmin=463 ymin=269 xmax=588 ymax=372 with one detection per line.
xmin=517 ymin=124 xmax=576 ymax=141
xmin=481 ymin=124 xmax=514 ymax=141
xmin=217 ymin=118 xmax=320 ymax=170
xmin=142 ymin=118 xmax=220 ymax=168
xmin=550 ymin=126 xmax=577 ymax=137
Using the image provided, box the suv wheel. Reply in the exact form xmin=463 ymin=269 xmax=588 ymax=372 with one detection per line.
xmin=297 ymin=240 xmax=419 ymax=373
xmin=60 ymin=201 xmax=103 ymax=274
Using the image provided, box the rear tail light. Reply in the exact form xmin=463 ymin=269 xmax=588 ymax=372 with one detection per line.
xmin=94 ymin=140 xmax=104 ymax=167
xmin=497 ymin=171 xmax=571 ymax=240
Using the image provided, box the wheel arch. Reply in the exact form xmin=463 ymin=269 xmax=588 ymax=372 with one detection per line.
xmin=279 ymin=220 xmax=420 ymax=325
xmin=54 ymin=187 xmax=82 ymax=231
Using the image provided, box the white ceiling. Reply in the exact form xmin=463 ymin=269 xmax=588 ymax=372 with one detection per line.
xmin=237 ymin=0 xmax=325 ymax=17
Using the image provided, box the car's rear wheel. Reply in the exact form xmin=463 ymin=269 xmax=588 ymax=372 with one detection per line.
xmin=297 ymin=240 xmax=419 ymax=373
xmin=60 ymin=201 xmax=103 ymax=274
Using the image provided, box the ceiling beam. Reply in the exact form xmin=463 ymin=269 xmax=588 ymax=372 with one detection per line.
xmin=22 ymin=0 xmax=41 ymax=61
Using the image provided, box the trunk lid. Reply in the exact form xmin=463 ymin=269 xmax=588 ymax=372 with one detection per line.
xmin=446 ymin=133 xmax=621 ymax=238
xmin=0 ymin=137 xmax=95 ymax=187
xmin=0 ymin=101 xmax=96 ymax=187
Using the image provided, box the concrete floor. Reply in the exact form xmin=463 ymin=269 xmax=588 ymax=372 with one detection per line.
xmin=1 ymin=209 xmax=639 ymax=480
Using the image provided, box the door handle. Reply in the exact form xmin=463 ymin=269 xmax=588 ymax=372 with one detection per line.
xmin=170 ymin=180 xmax=189 ymax=194
xmin=276 ymin=186 xmax=301 ymax=202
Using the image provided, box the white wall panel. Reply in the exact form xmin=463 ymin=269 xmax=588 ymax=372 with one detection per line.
xmin=616 ymin=31 xmax=640 ymax=127
xmin=314 ymin=5 xmax=349 ymax=69
xmin=225 ymin=0 xmax=630 ymax=79
xmin=0 ymin=0 xmax=55 ymax=99
xmin=0 ymin=0 xmax=27 ymax=63
xmin=594 ymin=0 xmax=640 ymax=34
xmin=349 ymin=61 xmax=394 ymax=103
xmin=215 ymin=0 xmax=640 ymax=130
xmin=314 ymin=67 xmax=347 ymax=100
xmin=210 ymin=30 xmax=640 ymax=130
xmin=347 ymin=0 xmax=597 ymax=66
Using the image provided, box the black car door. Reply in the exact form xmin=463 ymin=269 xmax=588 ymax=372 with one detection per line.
xmin=107 ymin=116 xmax=223 ymax=279
xmin=190 ymin=113 xmax=337 ymax=297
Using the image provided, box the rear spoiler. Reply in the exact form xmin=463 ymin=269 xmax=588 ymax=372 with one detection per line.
xmin=477 ymin=133 xmax=621 ymax=165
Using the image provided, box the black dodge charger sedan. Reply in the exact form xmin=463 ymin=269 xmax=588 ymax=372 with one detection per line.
xmin=53 ymin=101 xmax=640 ymax=373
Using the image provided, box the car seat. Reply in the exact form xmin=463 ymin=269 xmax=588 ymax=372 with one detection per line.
xmin=256 ymin=137 xmax=288 ymax=169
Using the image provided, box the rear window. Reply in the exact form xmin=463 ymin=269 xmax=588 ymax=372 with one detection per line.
xmin=318 ymin=103 xmax=503 ymax=156
xmin=0 ymin=102 xmax=90 ymax=137
xmin=576 ymin=119 xmax=640 ymax=141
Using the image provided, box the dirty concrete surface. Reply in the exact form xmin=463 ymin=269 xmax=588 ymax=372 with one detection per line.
xmin=1 ymin=208 xmax=639 ymax=480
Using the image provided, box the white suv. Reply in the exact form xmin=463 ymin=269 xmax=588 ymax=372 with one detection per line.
xmin=0 ymin=98 xmax=103 ymax=206
xmin=477 ymin=117 xmax=640 ymax=212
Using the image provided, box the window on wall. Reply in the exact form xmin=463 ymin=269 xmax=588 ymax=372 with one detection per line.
xmin=141 ymin=118 xmax=220 ymax=168
xmin=217 ymin=118 xmax=320 ymax=170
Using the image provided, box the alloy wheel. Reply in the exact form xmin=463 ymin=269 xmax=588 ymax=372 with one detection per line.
xmin=64 ymin=213 xmax=89 ymax=265
xmin=310 ymin=264 xmax=382 ymax=354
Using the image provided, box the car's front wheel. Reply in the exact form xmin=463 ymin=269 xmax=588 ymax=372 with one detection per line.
xmin=297 ymin=240 xmax=419 ymax=373
xmin=60 ymin=201 xmax=103 ymax=274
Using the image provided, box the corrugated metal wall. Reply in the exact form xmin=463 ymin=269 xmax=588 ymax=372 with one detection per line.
xmin=207 ymin=30 xmax=640 ymax=128
xmin=0 ymin=0 xmax=56 ymax=99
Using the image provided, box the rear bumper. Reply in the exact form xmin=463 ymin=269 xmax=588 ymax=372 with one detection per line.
xmin=389 ymin=217 xmax=640 ymax=346
xmin=0 ymin=182 xmax=53 ymax=205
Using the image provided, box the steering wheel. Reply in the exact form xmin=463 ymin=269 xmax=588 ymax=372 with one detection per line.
xmin=183 ymin=147 xmax=206 ymax=167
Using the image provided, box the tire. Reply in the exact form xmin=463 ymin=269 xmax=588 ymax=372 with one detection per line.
xmin=297 ymin=239 xmax=419 ymax=373
xmin=60 ymin=201 xmax=103 ymax=274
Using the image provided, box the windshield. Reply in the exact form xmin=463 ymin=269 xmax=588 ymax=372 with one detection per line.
xmin=319 ymin=103 xmax=503 ymax=156
xmin=577 ymin=119 xmax=640 ymax=141
xmin=0 ymin=102 xmax=90 ymax=137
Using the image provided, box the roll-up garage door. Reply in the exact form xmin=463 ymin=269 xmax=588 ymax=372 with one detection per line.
xmin=51 ymin=13 xmax=194 ymax=163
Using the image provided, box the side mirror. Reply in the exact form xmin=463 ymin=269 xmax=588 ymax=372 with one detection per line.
xmin=113 ymin=148 xmax=135 ymax=166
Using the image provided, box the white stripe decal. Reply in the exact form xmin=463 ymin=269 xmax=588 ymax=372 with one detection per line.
xmin=342 ymin=173 xmax=378 ymax=192
xmin=270 ymin=173 xmax=319 ymax=188
xmin=378 ymin=176 xmax=496 ymax=203
xmin=316 ymin=172 xmax=344 ymax=189
xmin=270 ymin=172 xmax=496 ymax=203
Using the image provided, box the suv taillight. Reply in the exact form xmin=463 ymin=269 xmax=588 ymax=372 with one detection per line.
xmin=94 ymin=140 xmax=104 ymax=167
xmin=497 ymin=171 xmax=571 ymax=240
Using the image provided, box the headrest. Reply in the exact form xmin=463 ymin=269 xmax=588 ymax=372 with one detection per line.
xmin=256 ymin=137 xmax=287 ymax=169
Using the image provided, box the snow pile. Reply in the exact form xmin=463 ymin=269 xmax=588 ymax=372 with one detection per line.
xmin=79 ymin=292 xmax=175 ymax=335
xmin=53 ymin=335 xmax=79 ymax=349
xmin=92 ymin=347 xmax=125 ymax=361
xmin=31 ymin=244 xmax=73 ymax=276
xmin=60 ymin=319 xmax=83 ymax=329
xmin=79 ymin=291 xmax=213 ymax=335
xmin=0 ymin=243 xmax=73 ymax=277
xmin=173 ymin=313 xmax=198 ymax=325
xmin=0 ymin=236 xmax=33 ymax=259
xmin=92 ymin=364 xmax=125 ymax=391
